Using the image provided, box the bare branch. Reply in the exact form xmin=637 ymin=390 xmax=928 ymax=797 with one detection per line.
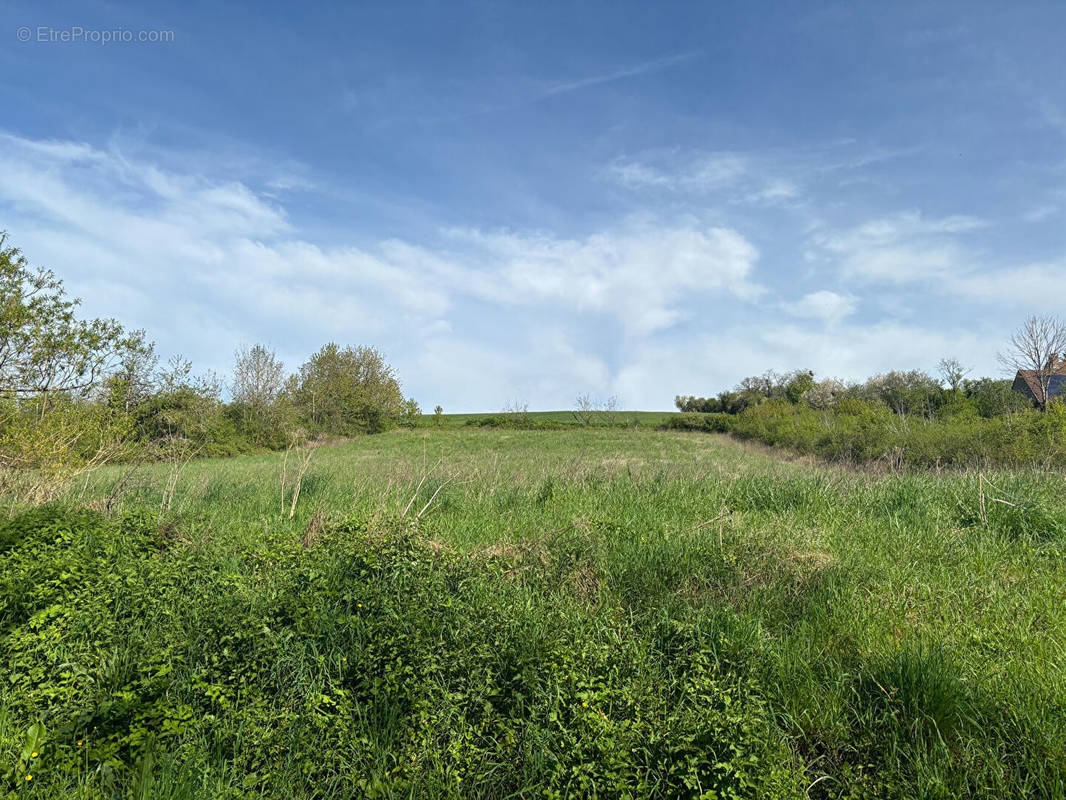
xmin=998 ymin=315 xmax=1066 ymax=408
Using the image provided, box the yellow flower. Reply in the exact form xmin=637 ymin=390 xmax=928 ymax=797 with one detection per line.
xmin=582 ymin=701 xmax=588 ymax=707
xmin=30 ymin=752 xmax=38 ymax=758
xmin=342 ymin=658 xmax=347 ymax=662
xmin=77 ymin=741 xmax=83 ymax=746
xmin=357 ymin=603 xmax=363 ymax=608
xmin=25 ymin=775 xmax=32 ymax=781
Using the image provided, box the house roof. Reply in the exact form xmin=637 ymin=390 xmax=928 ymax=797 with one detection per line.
xmin=1014 ymin=368 xmax=1066 ymax=398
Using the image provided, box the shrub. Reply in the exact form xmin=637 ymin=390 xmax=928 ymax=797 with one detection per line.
xmin=803 ymin=379 xmax=846 ymax=410
xmin=963 ymin=378 xmax=1033 ymax=418
xmin=292 ymin=344 xmax=412 ymax=435
xmin=663 ymin=413 xmax=734 ymax=433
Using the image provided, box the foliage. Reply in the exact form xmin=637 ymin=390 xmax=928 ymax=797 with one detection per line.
xmin=231 ymin=344 xmax=285 ymax=408
xmin=962 ymin=377 xmax=1033 ymax=417
xmin=292 ymin=343 xmax=409 ymax=435
xmin=0 ymin=236 xmax=148 ymax=498
xmin=860 ymin=370 xmax=944 ymax=417
xmin=4 ymin=428 xmax=1066 ymax=798
xmin=0 ymin=396 xmax=136 ymax=501
xmin=710 ymin=398 xmax=1066 ymax=468
xmin=0 ymin=234 xmax=143 ymax=397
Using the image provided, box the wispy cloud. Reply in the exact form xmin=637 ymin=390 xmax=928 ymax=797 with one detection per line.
xmin=0 ymin=131 xmax=771 ymax=408
xmin=781 ymin=290 xmax=857 ymax=325
xmin=809 ymin=212 xmax=987 ymax=283
xmin=542 ymin=51 xmax=701 ymax=97
xmin=2 ymin=129 xmax=1053 ymax=410
xmin=607 ymin=152 xmax=747 ymax=191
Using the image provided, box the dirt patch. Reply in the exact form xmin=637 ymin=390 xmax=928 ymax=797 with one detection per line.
xmin=420 ymin=537 xmax=454 ymax=555
xmin=566 ymin=562 xmax=601 ymax=603
xmin=302 ymin=509 xmax=326 ymax=547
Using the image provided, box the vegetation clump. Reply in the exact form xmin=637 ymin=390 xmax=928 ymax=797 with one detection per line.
xmin=0 ymin=235 xmax=419 ymax=502
xmin=2 ymin=429 xmax=1065 ymax=798
xmin=674 ymin=364 xmax=1066 ymax=468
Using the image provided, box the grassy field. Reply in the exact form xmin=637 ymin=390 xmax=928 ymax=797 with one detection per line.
xmin=427 ymin=410 xmax=678 ymax=428
xmin=3 ymin=427 xmax=1066 ymax=798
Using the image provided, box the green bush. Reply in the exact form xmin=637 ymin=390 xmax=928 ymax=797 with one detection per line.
xmin=0 ymin=508 xmax=802 ymax=798
xmin=663 ymin=413 xmax=734 ymax=433
xmin=677 ymin=399 xmax=1066 ymax=469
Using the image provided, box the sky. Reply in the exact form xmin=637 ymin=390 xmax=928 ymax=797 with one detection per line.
xmin=2 ymin=1 xmax=1065 ymax=411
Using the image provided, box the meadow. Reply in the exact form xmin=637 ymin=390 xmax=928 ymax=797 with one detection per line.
xmin=3 ymin=426 xmax=1066 ymax=798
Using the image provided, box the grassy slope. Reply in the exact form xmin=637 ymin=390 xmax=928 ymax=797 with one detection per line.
xmin=3 ymin=428 xmax=1066 ymax=798
xmin=429 ymin=410 xmax=678 ymax=427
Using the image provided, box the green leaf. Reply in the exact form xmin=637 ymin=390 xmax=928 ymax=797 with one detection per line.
xmin=21 ymin=721 xmax=45 ymax=762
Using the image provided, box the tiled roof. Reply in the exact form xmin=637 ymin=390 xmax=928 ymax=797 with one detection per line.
xmin=1014 ymin=368 xmax=1066 ymax=398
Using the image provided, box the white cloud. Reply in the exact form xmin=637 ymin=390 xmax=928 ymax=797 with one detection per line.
xmin=749 ymin=179 xmax=799 ymax=202
xmin=951 ymin=263 xmax=1066 ymax=309
xmin=782 ymin=290 xmax=857 ymax=324
xmin=0 ymin=131 xmax=771 ymax=408
xmin=810 ymin=211 xmax=986 ymax=282
xmin=607 ymin=152 xmax=748 ymax=191
xmin=441 ymin=224 xmax=762 ymax=335
xmin=605 ymin=149 xmax=802 ymax=207
xmin=3 ymin=130 xmax=1038 ymax=411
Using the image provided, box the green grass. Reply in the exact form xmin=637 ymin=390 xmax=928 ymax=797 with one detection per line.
xmin=425 ymin=410 xmax=679 ymax=428
xmin=3 ymin=428 xmax=1066 ymax=798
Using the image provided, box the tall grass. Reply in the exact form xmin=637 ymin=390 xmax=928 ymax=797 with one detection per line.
xmin=668 ymin=399 xmax=1066 ymax=469
xmin=2 ymin=428 xmax=1066 ymax=797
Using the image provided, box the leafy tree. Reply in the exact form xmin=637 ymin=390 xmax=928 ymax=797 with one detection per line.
xmin=0 ymin=233 xmax=141 ymax=397
xmin=0 ymin=234 xmax=145 ymax=489
xmin=803 ymin=378 xmax=846 ymax=410
xmin=294 ymin=344 xmax=407 ymax=434
xmin=232 ymin=344 xmax=285 ymax=407
xmin=104 ymin=331 xmax=157 ymax=412
xmin=229 ymin=344 xmax=291 ymax=447
xmin=784 ymin=370 xmax=815 ymax=404
xmin=963 ymin=377 xmax=1032 ymax=417
xmin=863 ymin=370 xmax=943 ymax=417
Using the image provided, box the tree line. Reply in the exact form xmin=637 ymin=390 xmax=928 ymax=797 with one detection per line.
xmin=676 ymin=362 xmax=1035 ymax=420
xmin=0 ymin=234 xmax=419 ymax=497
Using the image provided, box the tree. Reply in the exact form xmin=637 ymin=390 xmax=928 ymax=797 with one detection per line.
xmin=294 ymin=344 xmax=407 ymax=434
xmin=0 ymin=234 xmax=144 ymax=489
xmin=0 ymin=232 xmax=140 ymax=397
xmin=232 ymin=344 xmax=285 ymax=407
xmin=864 ymin=370 xmax=942 ymax=417
xmin=574 ymin=393 xmax=594 ymax=425
xmin=804 ymin=378 xmax=846 ymax=410
xmin=962 ymin=377 xmax=1031 ymax=418
xmin=104 ymin=330 xmax=158 ymax=412
xmin=784 ymin=370 xmax=815 ymax=404
xmin=937 ymin=358 xmax=970 ymax=393
xmin=997 ymin=315 xmax=1066 ymax=409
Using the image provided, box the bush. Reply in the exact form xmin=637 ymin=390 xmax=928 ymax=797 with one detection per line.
xmin=663 ymin=413 xmax=735 ymax=433
xmin=963 ymin=378 xmax=1033 ymax=418
xmin=292 ymin=344 xmax=411 ymax=435
xmin=0 ymin=508 xmax=802 ymax=798
xmin=681 ymin=400 xmax=1066 ymax=469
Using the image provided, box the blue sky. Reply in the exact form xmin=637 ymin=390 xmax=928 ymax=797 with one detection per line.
xmin=3 ymin=1 xmax=1065 ymax=410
